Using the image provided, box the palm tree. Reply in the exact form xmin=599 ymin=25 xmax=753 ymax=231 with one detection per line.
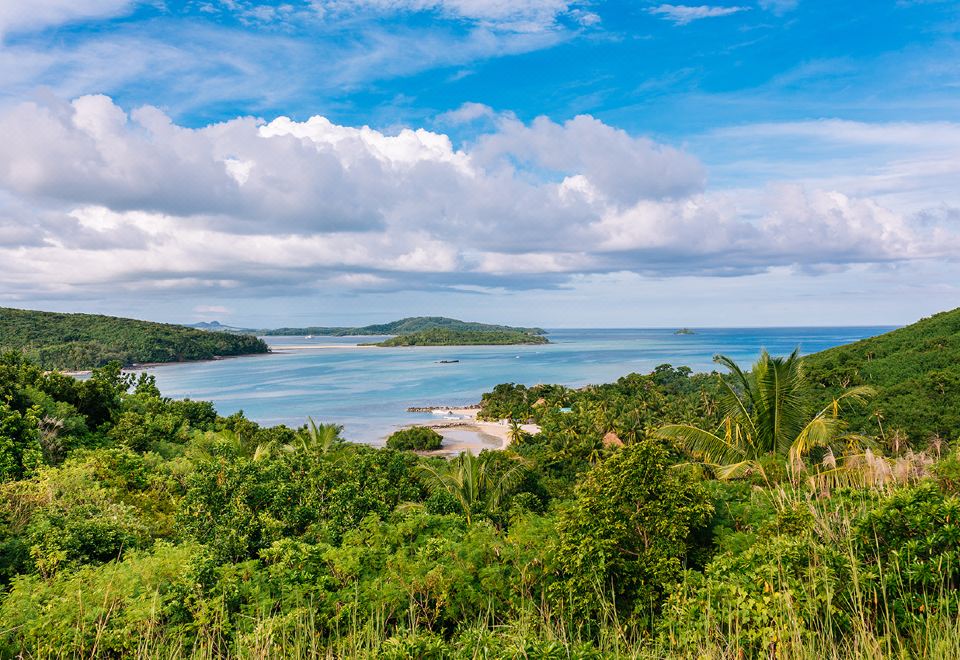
xmin=655 ymin=349 xmax=872 ymax=481
xmin=508 ymin=418 xmax=526 ymax=445
xmin=416 ymin=451 xmax=527 ymax=524
xmin=302 ymin=417 xmax=343 ymax=453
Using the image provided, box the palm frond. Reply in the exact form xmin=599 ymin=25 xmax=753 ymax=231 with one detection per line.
xmin=656 ymin=423 xmax=748 ymax=466
xmin=713 ymin=460 xmax=762 ymax=481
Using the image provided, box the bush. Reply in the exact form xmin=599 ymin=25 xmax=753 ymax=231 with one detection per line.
xmin=386 ymin=426 xmax=443 ymax=451
xmin=553 ymin=440 xmax=713 ymax=624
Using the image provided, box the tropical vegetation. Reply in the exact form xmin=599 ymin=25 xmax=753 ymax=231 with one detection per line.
xmin=369 ymin=328 xmax=549 ymax=347
xmin=0 ymin=307 xmax=268 ymax=370
xmin=385 ymin=426 xmax=443 ymax=451
xmin=0 ymin=309 xmax=958 ymax=657
xmin=805 ymin=307 xmax=960 ymax=443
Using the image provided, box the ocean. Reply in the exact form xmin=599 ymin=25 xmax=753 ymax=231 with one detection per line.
xmin=140 ymin=327 xmax=892 ymax=444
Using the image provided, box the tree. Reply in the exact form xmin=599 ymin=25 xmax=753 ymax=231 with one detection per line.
xmin=656 ymin=349 xmax=872 ymax=481
xmin=554 ymin=440 xmax=713 ymax=620
xmin=416 ymin=451 xmax=527 ymax=524
xmin=386 ymin=426 xmax=442 ymax=451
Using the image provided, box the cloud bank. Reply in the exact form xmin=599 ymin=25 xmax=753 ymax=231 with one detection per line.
xmin=0 ymin=96 xmax=956 ymax=301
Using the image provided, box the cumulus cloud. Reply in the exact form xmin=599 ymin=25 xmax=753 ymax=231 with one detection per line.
xmin=648 ymin=4 xmax=750 ymax=25
xmin=0 ymin=95 xmax=956 ymax=301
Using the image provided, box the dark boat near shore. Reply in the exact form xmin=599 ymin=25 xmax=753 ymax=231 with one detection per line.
xmin=437 ymin=359 xmax=460 ymax=363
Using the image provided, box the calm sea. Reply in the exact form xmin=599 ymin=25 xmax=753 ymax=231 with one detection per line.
xmin=140 ymin=327 xmax=891 ymax=444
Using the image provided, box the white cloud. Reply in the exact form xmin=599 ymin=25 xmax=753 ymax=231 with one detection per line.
xmin=648 ymin=4 xmax=750 ymax=25
xmin=313 ymin=0 xmax=588 ymax=32
xmin=0 ymin=95 xmax=956 ymax=302
xmin=758 ymin=0 xmax=798 ymax=13
xmin=194 ymin=305 xmax=231 ymax=315
xmin=0 ymin=0 xmax=134 ymax=40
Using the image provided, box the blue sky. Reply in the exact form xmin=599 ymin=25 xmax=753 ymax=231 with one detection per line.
xmin=0 ymin=0 xmax=958 ymax=327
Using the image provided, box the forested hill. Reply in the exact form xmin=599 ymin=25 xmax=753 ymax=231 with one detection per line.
xmin=805 ymin=307 xmax=960 ymax=442
xmin=0 ymin=307 xmax=269 ymax=371
xmin=189 ymin=316 xmax=547 ymax=337
xmin=368 ymin=328 xmax=550 ymax=347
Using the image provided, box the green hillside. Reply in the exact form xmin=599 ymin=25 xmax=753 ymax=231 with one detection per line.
xmin=0 ymin=307 xmax=269 ymax=370
xmin=368 ymin=327 xmax=549 ymax=347
xmin=805 ymin=307 xmax=960 ymax=442
xmin=257 ymin=316 xmax=546 ymax=337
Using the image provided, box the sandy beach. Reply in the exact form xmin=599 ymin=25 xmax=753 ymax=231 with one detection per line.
xmin=405 ymin=406 xmax=541 ymax=456
xmin=270 ymin=344 xmax=379 ymax=351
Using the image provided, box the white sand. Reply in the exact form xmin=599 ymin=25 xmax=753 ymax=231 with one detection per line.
xmin=408 ymin=407 xmax=540 ymax=456
xmin=270 ymin=344 xmax=379 ymax=350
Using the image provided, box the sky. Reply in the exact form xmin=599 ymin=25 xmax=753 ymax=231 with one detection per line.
xmin=0 ymin=0 xmax=958 ymax=328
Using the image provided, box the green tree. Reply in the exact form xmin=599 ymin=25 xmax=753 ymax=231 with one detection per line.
xmin=656 ymin=350 xmax=872 ymax=480
xmin=0 ymin=401 xmax=43 ymax=482
xmin=386 ymin=426 xmax=442 ymax=451
xmin=554 ymin=440 xmax=713 ymax=621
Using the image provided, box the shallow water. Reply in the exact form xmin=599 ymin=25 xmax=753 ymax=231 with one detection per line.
xmin=140 ymin=327 xmax=892 ymax=444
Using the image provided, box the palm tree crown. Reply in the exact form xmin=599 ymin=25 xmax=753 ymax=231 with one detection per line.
xmin=656 ymin=349 xmax=872 ymax=480
xmin=416 ymin=450 xmax=527 ymax=524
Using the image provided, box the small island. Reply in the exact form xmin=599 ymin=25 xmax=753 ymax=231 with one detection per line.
xmin=674 ymin=328 xmax=696 ymax=335
xmin=367 ymin=328 xmax=549 ymax=347
xmin=187 ymin=315 xmax=549 ymax=348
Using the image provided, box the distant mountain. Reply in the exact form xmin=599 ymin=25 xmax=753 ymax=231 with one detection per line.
xmin=187 ymin=316 xmax=547 ymax=338
xmin=1 ymin=307 xmax=269 ymax=371
xmin=185 ymin=321 xmax=254 ymax=334
xmin=804 ymin=307 xmax=960 ymax=442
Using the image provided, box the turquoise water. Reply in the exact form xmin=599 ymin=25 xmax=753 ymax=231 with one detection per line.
xmin=140 ymin=327 xmax=892 ymax=444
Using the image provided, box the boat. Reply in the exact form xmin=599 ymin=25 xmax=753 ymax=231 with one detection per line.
xmin=437 ymin=359 xmax=459 ymax=363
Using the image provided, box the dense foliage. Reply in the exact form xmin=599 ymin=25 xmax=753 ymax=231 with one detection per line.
xmin=2 ymin=310 xmax=960 ymax=657
xmin=370 ymin=328 xmax=549 ymax=346
xmin=386 ymin=426 xmax=443 ymax=451
xmin=1 ymin=307 xmax=268 ymax=370
xmin=804 ymin=307 xmax=960 ymax=444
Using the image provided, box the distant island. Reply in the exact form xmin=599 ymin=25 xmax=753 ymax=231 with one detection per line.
xmin=0 ymin=307 xmax=268 ymax=371
xmin=364 ymin=328 xmax=549 ymax=347
xmin=674 ymin=328 xmax=695 ymax=335
xmin=188 ymin=316 xmax=550 ymax=347
xmin=187 ymin=316 xmax=547 ymax=338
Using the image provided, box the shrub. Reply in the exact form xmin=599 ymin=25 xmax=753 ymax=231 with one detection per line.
xmin=553 ymin=440 xmax=713 ymax=624
xmin=386 ymin=426 xmax=443 ymax=451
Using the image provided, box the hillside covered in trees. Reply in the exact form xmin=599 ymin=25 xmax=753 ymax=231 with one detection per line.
xmin=0 ymin=307 xmax=268 ymax=371
xmin=190 ymin=316 xmax=547 ymax=338
xmin=804 ymin=307 xmax=960 ymax=443
xmin=368 ymin=327 xmax=549 ymax=347
xmin=0 ymin=309 xmax=958 ymax=657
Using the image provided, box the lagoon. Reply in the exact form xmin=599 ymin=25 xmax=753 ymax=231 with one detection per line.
xmin=140 ymin=327 xmax=892 ymax=444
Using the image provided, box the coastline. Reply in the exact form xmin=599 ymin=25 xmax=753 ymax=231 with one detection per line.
xmin=403 ymin=406 xmax=541 ymax=456
xmin=59 ymin=350 xmax=274 ymax=377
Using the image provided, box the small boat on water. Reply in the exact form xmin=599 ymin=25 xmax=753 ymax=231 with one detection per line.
xmin=437 ymin=359 xmax=460 ymax=364
xmin=305 ymin=335 xmax=314 ymax=339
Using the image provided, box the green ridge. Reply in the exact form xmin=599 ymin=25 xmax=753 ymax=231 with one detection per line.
xmin=0 ymin=307 xmax=268 ymax=370
xmin=805 ymin=307 xmax=960 ymax=441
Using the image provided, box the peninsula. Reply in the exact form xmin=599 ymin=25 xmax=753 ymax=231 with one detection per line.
xmin=0 ymin=307 xmax=268 ymax=371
